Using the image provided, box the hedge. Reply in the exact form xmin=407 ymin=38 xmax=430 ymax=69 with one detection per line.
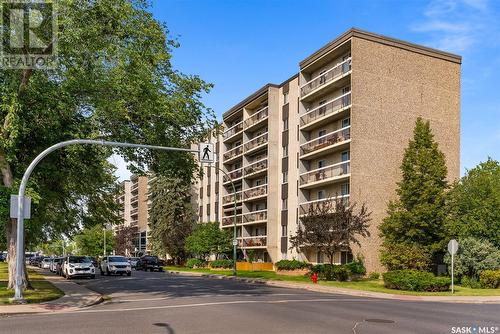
xmin=186 ymin=258 xmax=206 ymax=268
xmin=479 ymin=270 xmax=500 ymax=289
xmin=275 ymin=259 xmax=310 ymax=271
xmin=383 ymin=270 xmax=451 ymax=292
xmin=310 ymin=264 xmax=349 ymax=281
xmin=210 ymin=259 xmax=234 ymax=269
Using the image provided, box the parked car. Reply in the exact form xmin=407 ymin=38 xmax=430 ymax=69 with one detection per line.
xmin=88 ymin=256 xmax=98 ymax=268
xmin=50 ymin=257 xmax=63 ymax=273
xmin=136 ymin=255 xmax=164 ymax=272
xmin=41 ymin=257 xmax=52 ymax=269
xmin=56 ymin=259 xmax=64 ymax=276
xmin=128 ymin=257 xmax=139 ymax=268
xmin=62 ymin=256 xmax=95 ymax=279
xmin=100 ymin=256 xmax=131 ymax=276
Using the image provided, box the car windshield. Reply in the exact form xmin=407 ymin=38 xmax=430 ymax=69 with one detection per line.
xmin=54 ymin=258 xmax=62 ymax=263
xmin=43 ymin=259 xmax=50 ymax=262
xmin=108 ymin=256 xmax=127 ymax=263
xmin=68 ymin=256 xmax=91 ymax=263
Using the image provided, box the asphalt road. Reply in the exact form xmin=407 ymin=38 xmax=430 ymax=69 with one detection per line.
xmin=0 ymin=269 xmax=498 ymax=334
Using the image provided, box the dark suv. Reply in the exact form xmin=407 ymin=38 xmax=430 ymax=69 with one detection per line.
xmin=136 ymin=255 xmax=164 ymax=272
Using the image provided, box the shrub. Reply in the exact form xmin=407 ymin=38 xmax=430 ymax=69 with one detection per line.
xmin=345 ymin=260 xmax=366 ymax=276
xmin=461 ymin=276 xmax=481 ymax=289
xmin=479 ymin=270 xmax=500 ymax=289
xmin=186 ymin=258 xmax=206 ymax=269
xmin=275 ymin=259 xmax=310 ymax=271
xmin=380 ymin=243 xmax=431 ymax=271
xmin=443 ymin=237 xmax=500 ymax=280
xmin=383 ymin=270 xmax=451 ymax=292
xmin=210 ymin=259 xmax=233 ymax=269
xmin=368 ymin=272 xmax=380 ymax=280
xmin=311 ymin=264 xmax=349 ymax=281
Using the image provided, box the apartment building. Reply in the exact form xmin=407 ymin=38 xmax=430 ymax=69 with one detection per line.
xmin=197 ymin=28 xmax=461 ymax=272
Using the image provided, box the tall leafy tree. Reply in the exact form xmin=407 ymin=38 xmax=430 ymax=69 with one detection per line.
xmin=74 ymin=225 xmax=114 ymax=257
xmin=185 ymin=222 xmax=232 ymax=259
xmin=114 ymin=225 xmax=138 ymax=256
xmin=149 ymin=176 xmax=196 ymax=264
xmin=290 ymin=197 xmax=371 ymax=265
xmin=0 ymin=0 xmax=213 ymax=287
xmin=445 ymin=158 xmax=500 ymax=247
xmin=380 ymin=118 xmax=448 ymax=267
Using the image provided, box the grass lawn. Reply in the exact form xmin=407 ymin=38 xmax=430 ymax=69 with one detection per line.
xmin=164 ymin=266 xmax=500 ymax=297
xmin=0 ymin=262 xmax=63 ymax=304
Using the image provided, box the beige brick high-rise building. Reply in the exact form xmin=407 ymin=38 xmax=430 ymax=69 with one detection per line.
xmin=197 ymin=28 xmax=461 ymax=272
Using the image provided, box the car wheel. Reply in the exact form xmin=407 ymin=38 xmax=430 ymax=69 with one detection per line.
xmin=106 ymin=268 xmax=110 ymax=276
xmin=91 ymin=275 xmax=95 ymax=279
xmin=159 ymin=268 xmax=164 ymax=272
xmin=100 ymin=269 xmax=104 ymax=275
xmin=127 ymin=272 xmax=131 ymax=277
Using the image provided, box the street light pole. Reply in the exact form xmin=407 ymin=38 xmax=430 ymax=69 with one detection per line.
xmin=103 ymin=227 xmax=106 ymax=257
xmin=13 ymin=139 xmax=199 ymax=302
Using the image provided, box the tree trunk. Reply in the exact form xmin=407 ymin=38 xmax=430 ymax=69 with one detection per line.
xmin=1 ymin=152 xmax=31 ymax=289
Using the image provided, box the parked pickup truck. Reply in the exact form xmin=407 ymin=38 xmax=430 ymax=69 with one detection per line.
xmin=136 ymin=255 xmax=164 ymax=272
xmin=100 ymin=256 xmax=131 ymax=276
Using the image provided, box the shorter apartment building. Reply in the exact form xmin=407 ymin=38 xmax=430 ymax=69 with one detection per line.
xmin=195 ymin=28 xmax=461 ymax=273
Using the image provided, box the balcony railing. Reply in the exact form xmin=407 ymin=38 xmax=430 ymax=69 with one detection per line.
xmin=300 ymin=126 xmax=351 ymax=155
xmin=299 ymin=161 xmax=350 ymax=186
xmin=222 ymin=191 xmax=243 ymax=205
xmin=222 ymin=214 xmax=243 ymax=226
xmin=223 ymin=167 xmax=243 ymax=183
xmin=223 ymin=144 xmax=243 ymax=160
xmin=300 ymin=57 xmax=351 ymax=97
xmin=244 ymin=184 xmax=267 ymax=200
xmin=244 ymin=106 xmax=268 ymax=128
xmin=130 ymin=207 xmax=138 ymax=215
xmin=223 ymin=121 xmax=243 ymax=139
xmin=299 ymin=195 xmax=350 ymax=216
xmin=243 ymin=209 xmax=267 ymax=223
xmin=244 ymin=158 xmax=268 ymax=176
xmin=244 ymin=132 xmax=268 ymax=152
xmin=238 ymin=236 xmax=267 ymax=247
xmin=300 ymin=92 xmax=351 ymax=127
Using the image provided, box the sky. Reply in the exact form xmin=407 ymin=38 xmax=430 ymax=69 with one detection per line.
xmin=113 ymin=0 xmax=500 ymax=181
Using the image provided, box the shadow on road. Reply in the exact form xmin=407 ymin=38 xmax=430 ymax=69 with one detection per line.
xmin=153 ymin=322 xmax=175 ymax=334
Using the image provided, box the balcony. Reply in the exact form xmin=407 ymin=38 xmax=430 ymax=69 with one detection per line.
xmin=131 ymin=194 xmax=139 ymax=203
xmin=300 ymin=126 xmax=351 ymax=159
xmin=223 ymin=145 xmax=243 ymax=162
xmin=130 ymin=207 xmax=139 ymax=215
xmin=299 ymin=195 xmax=350 ymax=216
xmin=222 ymin=214 xmax=243 ymax=227
xmin=244 ymin=158 xmax=268 ymax=178
xmin=300 ymin=57 xmax=351 ymax=99
xmin=299 ymin=161 xmax=350 ymax=189
xmin=237 ymin=236 xmax=267 ymax=248
xmin=244 ymin=132 xmax=268 ymax=154
xmin=300 ymin=92 xmax=351 ymax=130
xmin=223 ymin=167 xmax=243 ymax=183
xmin=244 ymin=106 xmax=268 ymax=130
xmin=223 ymin=121 xmax=243 ymax=141
xmin=244 ymin=184 xmax=267 ymax=201
xmin=222 ymin=191 xmax=243 ymax=205
xmin=243 ymin=209 xmax=267 ymax=224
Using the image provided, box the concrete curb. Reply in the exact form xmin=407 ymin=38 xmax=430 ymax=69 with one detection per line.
xmin=166 ymin=270 xmax=500 ymax=304
xmin=0 ymin=268 xmax=104 ymax=315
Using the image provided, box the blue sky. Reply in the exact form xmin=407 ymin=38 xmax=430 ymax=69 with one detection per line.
xmin=114 ymin=0 xmax=500 ymax=180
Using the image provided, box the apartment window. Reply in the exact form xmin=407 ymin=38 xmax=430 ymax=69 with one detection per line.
xmin=317 ymin=190 xmax=326 ymax=200
xmin=341 ymin=183 xmax=350 ymax=196
xmin=282 ymin=145 xmax=288 ymax=157
xmin=319 ymin=69 xmax=327 ymax=84
xmin=282 ymin=198 xmax=288 ymax=211
xmin=282 ymin=171 xmax=288 ymax=184
xmin=341 ymin=151 xmax=350 ymax=162
xmin=318 ymin=129 xmax=327 ymax=144
xmin=256 ymin=202 xmax=266 ymax=211
xmin=281 ymin=224 xmax=287 ymax=237
xmin=318 ymin=159 xmax=326 ymax=169
xmin=318 ymin=100 xmax=327 ymax=115
xmin=342 ymin=117 xmax=351 ymax=128
xmin=283 ymin=91 xmax=289 ymax=105
xmin=206 ymin=203 xmax=210 ymax=216
xmin=316 ymin=251 xmax=324 ymax=264
xmin=283 ymin=118 xmax=289 ymax=131
xmin=341 ymin=251 xmax=354 ymax=264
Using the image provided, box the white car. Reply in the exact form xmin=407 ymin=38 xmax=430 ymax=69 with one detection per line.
xmin=128 ymin=257 xmax=139 ymax=268
xmin=62 ymin=256 xmax=96 ymax=279
xmin=41 ymin=258 xmax=51 ymax=269
xmin=50 ymin=257 xmax=63 ymax=272
xmin=100 ymin=256 xmax=131 ymax=276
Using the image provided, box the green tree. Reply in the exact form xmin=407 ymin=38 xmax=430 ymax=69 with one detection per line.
xmin=0 ymin=0 xmax=213 ymax=287
xmin=114 ymin=225 xmax=138 ymax=256
xmin=149 ymin=176 xmax=196 ymax=264
xmin=185 ymin=222 xmax=232 ymax=259
xmin=380 ymin=118 xmax=448 ymax=267
xmin=74 ymin=225 xmax=114 ymax=257
xmin=445 ymin=158 xmax=500 ymax=247
xmin=290 ymin=197 xmax=371 ymax=265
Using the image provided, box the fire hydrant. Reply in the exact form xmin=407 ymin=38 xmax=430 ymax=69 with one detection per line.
xmin=311 ymin=272 xmax=318 ymax=284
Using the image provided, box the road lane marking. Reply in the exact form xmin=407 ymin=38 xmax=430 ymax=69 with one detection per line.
xmin=116 ymin=293 xmax=304 ymax=302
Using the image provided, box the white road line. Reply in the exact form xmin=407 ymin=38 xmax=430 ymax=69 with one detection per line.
xmin=117 ymin=293 xmax=302 ymax=302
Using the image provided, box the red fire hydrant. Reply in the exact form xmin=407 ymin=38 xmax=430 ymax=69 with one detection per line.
xmin=311 ymin=272 xmax=318 ymax=284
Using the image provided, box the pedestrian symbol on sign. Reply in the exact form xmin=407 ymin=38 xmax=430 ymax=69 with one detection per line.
xmin=199 ymin=143 xmax=214 ymax=163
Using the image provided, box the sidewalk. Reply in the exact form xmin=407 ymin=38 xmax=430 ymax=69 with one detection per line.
xmin=167 ymin=270 xmax=500 ymax=304
xmin=0 ymin=270 xmax=102 ymax=315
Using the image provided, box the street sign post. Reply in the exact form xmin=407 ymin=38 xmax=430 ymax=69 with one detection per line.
xmin=199 ymin=143 xmax=214 ymax=163
xmin=10 ymin=195 xmax=31 ymax=219
xmin=448 ymin=239 xmax=459 ymax=294
xmin=232 ymin=239 xmax=238 ymax=246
